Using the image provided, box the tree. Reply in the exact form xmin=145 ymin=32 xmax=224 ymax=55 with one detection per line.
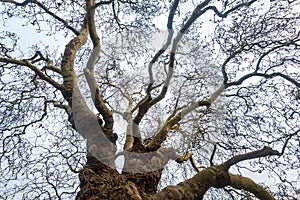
xmin=0 ymin=0 xmax=299 ymax=199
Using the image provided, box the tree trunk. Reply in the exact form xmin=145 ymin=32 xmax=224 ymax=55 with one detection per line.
xmin=76 ymin=155 xmax=164 ymax=200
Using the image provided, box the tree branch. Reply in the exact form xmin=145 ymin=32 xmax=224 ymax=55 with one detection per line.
xmin=150 ymin=165 xmax=230 ymax=200
xmin=222 ymin=146 xmax=280 ymax=170
xmin=0 ymin=0 xmax=35 ymax=6
xmin=0 ymin=57 xmax=62 ymax=90
xmin=35 ymin=1 xmax=80 ymax=35
xmin=27 ymin=51 xmax=62 ymax=75
xmin=229 ymin=173 xmax=276 ymax=200
xmin=179 ymin=0 xmax=211 ymax=34
xmin=226 ymin=71 xmax=300 ymax=88
xmin=95 ymin=0 xmax=115 ymax=8
xmin=141 ymin=0 xmax=257 ymax=135
xmin=133 ymin=0 xmax=180 ymax=129
xmin=147 ymin=0 xmax=179 ymax=85
xmin=83 ymin=66 xmax=114 ymax=132
xmin=0 ymin=0 xmax=80 ymax=35
xmin=134 ymin=0 xmax=243 ymax=133
xmin=86 ymin=0 xmax=100 ymax=47
xmin=204 ymin=0 xmax=258 ymax=19
xmin=145 ymin=98 xmax=210 ymax=151
xmin=123 ymin=96 xmax=135 ymax=151
xmin=223 ymin=23 xmax=300 ymax=86
xmin=83 ymin=0 xmax=114 ymax=132
xmin=280 ymin=128 xmax=300 ymax=155
xmin=145 ymin=82 xmax=228 ymax=151
xmin=60 ymin=18 xmax=88 ymax=104
xmin=175 ymin=151 xmax=193 ymax=163
xmin=151 ymin=147 xmax=279 ymax=200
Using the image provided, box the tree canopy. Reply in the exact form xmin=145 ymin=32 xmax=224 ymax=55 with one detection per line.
xmin=0 ymin=0 xmax=299 ymax=199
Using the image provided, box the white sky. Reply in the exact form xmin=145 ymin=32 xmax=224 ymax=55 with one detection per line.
xmin=1 ymin=0 xmax=299 ymax=199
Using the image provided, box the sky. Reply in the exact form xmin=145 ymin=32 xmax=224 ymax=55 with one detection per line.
xmin=1 ymin=0 xmax=299 ymax=199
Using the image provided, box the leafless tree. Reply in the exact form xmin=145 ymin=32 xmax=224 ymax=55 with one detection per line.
xmin=0 ymin=0 xmax=299 ymax=199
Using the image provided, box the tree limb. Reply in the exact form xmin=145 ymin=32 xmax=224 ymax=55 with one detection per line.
xmin=143 ymin=0 xmax=261 ymax=150
xmin=133 ymin=0 xmax=180 ymax=128
xmin=123 ymin=96 xmax=134 ymax=151
xmin=150 ymin=147 xmax=279 ymax=200
xmin=0 ymin=57 xmax=62 ymax=90
xmin=222 ymin=146 xmax=280 ymax=170
xmin=0 ymin=0 xmax=35 ymax=6
xmin=229 ymin=173 xmax=276 ymax=200
xmin=0 ymin=0 xmax=80 ymax=35
xmin=35 ymin=1 xmax=80 ymax=35
xmin=60 ymin=18 xmax=88 ymax=104
xmin=147 ymin=0 xmax=179 ymax=85
xmin=149 ymin=165 xmax=230 ymax=200
xmin=204 ymin=0 xmax=259 ymax=19
xmin=227 ymin=71 xmax=300 ymax=88
xmin=86 ymin=0 xmax=100 ymax=47
xmin=95 ymin=0 xmax=115 ymax=8
xmin=84 ymin=0 xmax=114 ymax=132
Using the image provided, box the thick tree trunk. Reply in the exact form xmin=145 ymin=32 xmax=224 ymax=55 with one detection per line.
xmin=76 ymin=147 xmax=278 ymax=200
xmin=75 ymin=143 xmax=173 ymax=199
xmin=76 ymin=155 xmax=164 ymax=200
xmin=75 ymin=160 xmax=228 ymax=200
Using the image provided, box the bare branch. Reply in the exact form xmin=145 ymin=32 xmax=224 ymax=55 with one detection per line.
xmin=133 ymin=0 xmax=181 ymax=130
xmin=222 ymin=146 xmax=280 ymax=170
xmin=0 ymin=0 xmax=80 ymax=35
xmin=189 ymin=155 xmax=201 ymax=173
xmin=145 ymin=82 xmax=226 ymax=151
xmin=226 ymin=71 xmax=300 ymax=88
xmin=2 ymin=96 xmax=48 ymax=133
xmin=86 ymin=0 xmax=101 ymax=47
xmin=83 ymin=1 xmax=114 ymax=132
xmin=95 ymin=0 xmax=115 ymax=7
xmin=145 ymin=99 xmax=210 ymax=151
xmin=139 ymin=0 xmax=257 ymax=131
xmin=60 ymin=18 xmax=88 ymax=103
xmin=223 ymin=27 xmax=300 ymax=87
xmin=151 ymin=164 xmax=232 ymax=199
xmin=123 ymin=96 xmax=134 ymax=151
xmin=179 ymin=0 xmax=211 ymax=33
xmin=0 ymin=57 xmax=62 ymax=90
xmin=148 ymin=0 xmax=179 ymax=85
xmin=84 ymin=66 xmax=114 ymax=132
xmin=204 ymin=0 xmax=259 ymax=19
xmin=35 ymin=1 xmax=80 ymax=35
xmin=221 ymin=45 xmax=245 ymax=84
xmin=152 ymin=147 xmax=279 ymax=199
xmin=27 ymin=51 xmax=62 ymax=75
xmin=280 ymin=129 xmax=300 ymax=155
xmin=0 ymin=0 xmax=35 ymax=6
xmin=209 ymin=144 xmax=217 ymax=166
xmin=134 ymin=0 xmax=236 ymax=131
xmin=229 ymin=173 xmax=276 ymax=200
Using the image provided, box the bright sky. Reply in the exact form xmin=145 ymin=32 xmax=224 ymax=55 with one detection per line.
xmin=1 ymin=0 xmax=299 ymax=198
